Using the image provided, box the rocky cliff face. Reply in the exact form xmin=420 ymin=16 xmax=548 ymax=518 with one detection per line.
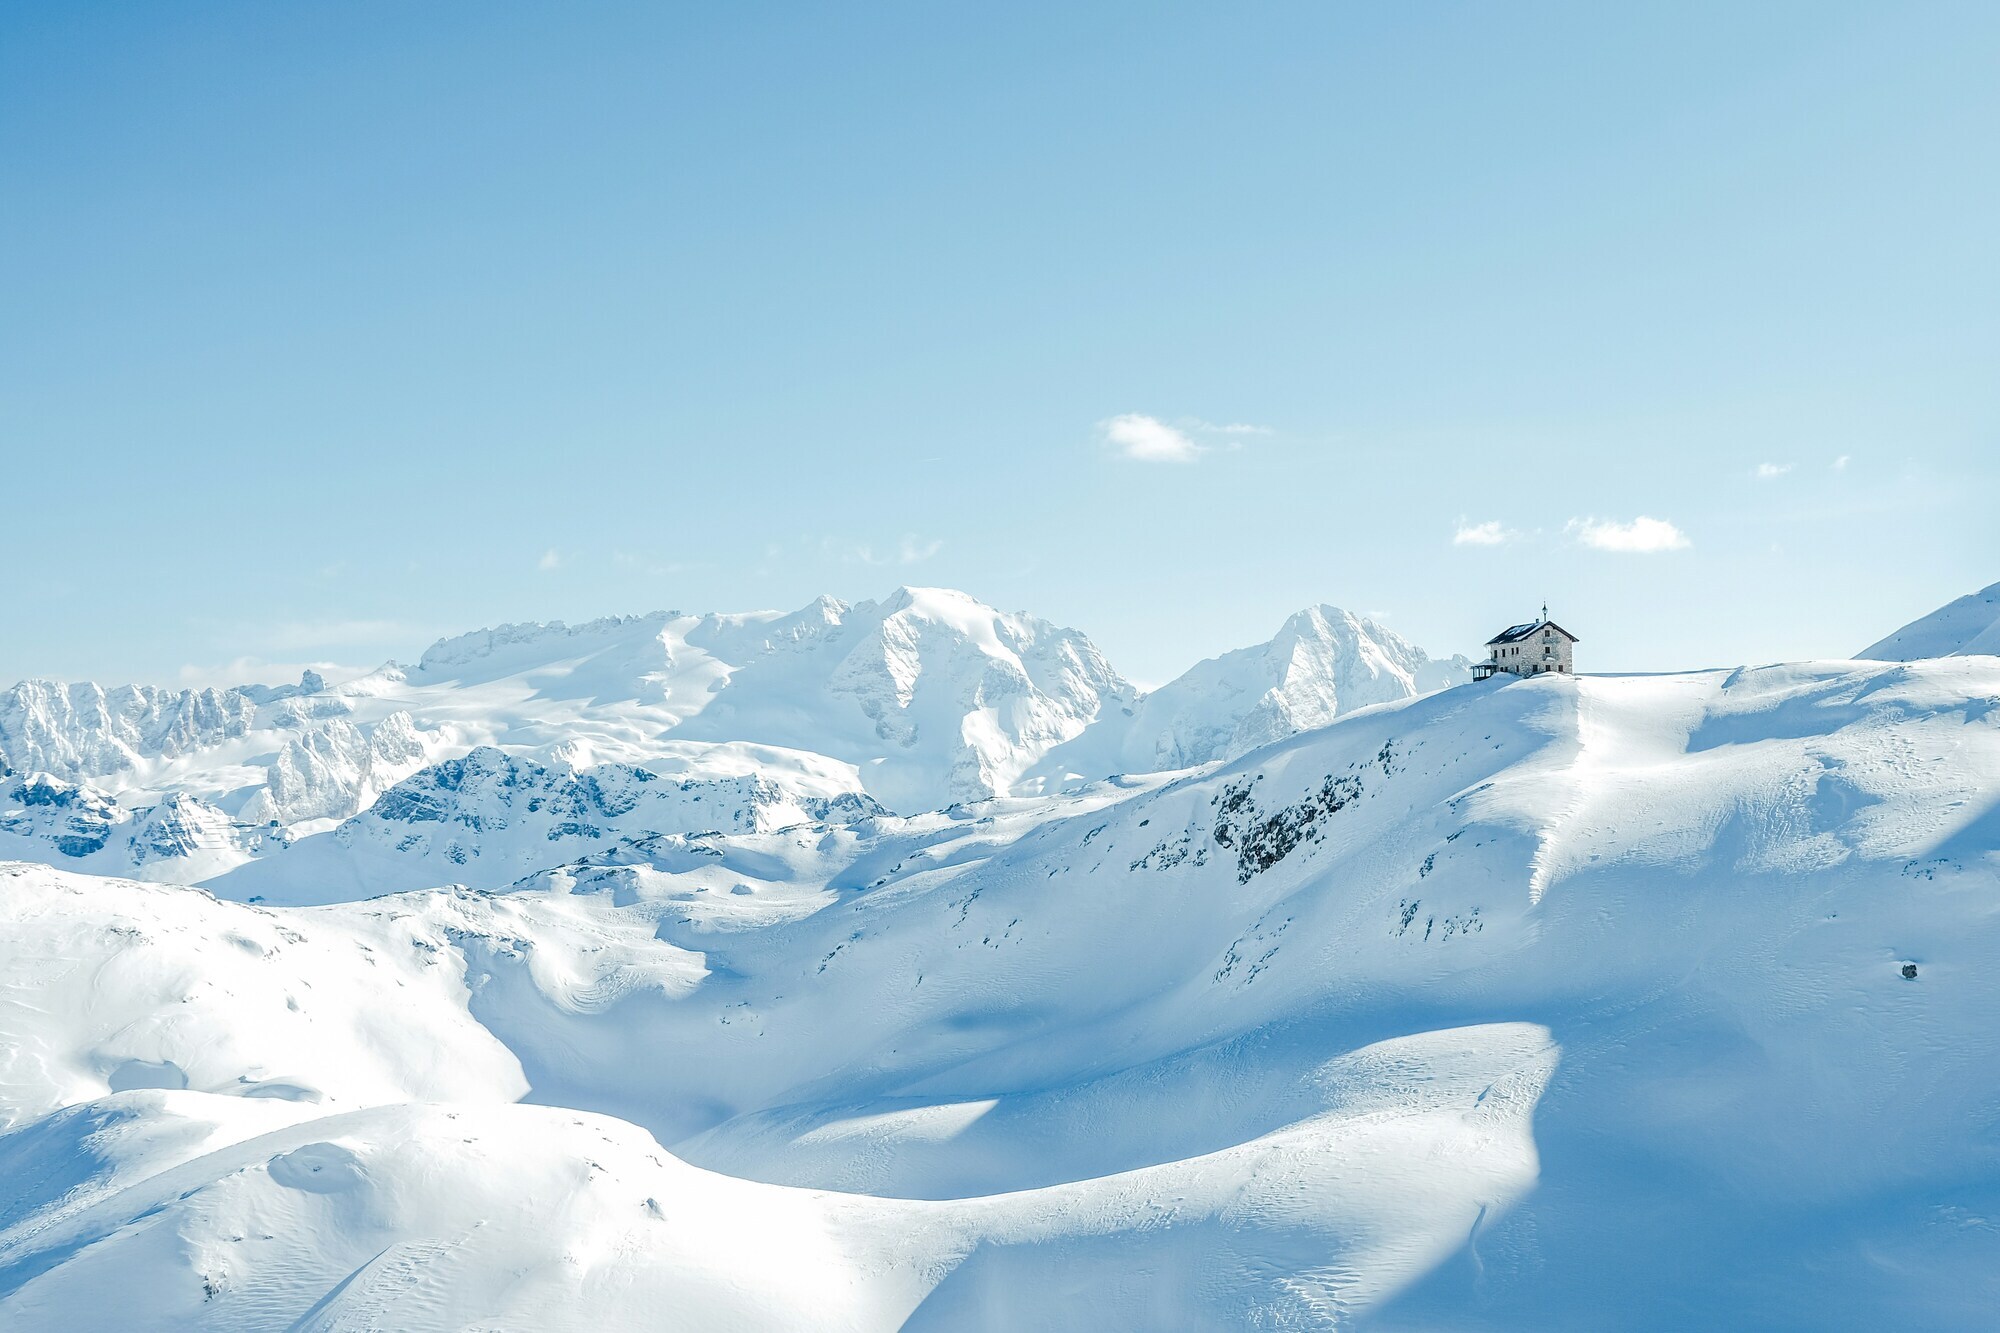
xmin=230 ymin=746 xmax=886 ymax=894
xmin=0 ymin=773 xmax=123 ymax=857
xmin=241 ymin=711 xmax=435 ymax=826
xmin=0 ymin=680 xmax=256 ymax=780
xmin=0 ymin=773 xmax=243 ymax=872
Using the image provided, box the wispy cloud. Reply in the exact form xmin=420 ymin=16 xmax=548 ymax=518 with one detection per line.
xmin=613 ymin=551 xmax=705 ymax=578
xmin=1453 ymin=519 xmax=1515 ymax=547
xmin=1754 ymin=462 xmax=1792 ymax=479
xmin=1567 ymin=516 xmax=1690 ymax=553
xmin=538 ymin=548 xmax=562 ymax=571
xmin=259 ymin=618 xmax=415 ymax=652
xmin=175 ymin=656 xmax=371 ymax=690
xmin=824 ymin=535 xmax=945 ymax=567
xmin=1099 ymin=413 xmax=1279 ymax=461
xmin=1185 ymin=418 xmax=1272 ymax=436
xmin=1101 ymin=413 xmax=1201 ymax=463
xmin=1832 ymin=454 xmax=1850 ymax=471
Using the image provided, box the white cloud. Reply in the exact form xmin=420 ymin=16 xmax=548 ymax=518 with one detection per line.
xmin=613 ymin=551 xmax=703 ymax=578
xmin=1453 ymin=519 xmax=1514 ymax=547
xmin=1832 ymin=454 xmax=1850 ymax=471
xmin=1185 ymin=418 xmax=1272 ymax=436
xmin=1568 ymin=516 xmax=1690 ymax=553
xmin=1102 ymin=413 xmax=1200 ymax=463
xmin=175 ymin=657 xmax=370 ymax=690
xmin=823 ymin=534 xmax=944 ymax=567
xmin=897 ymin=535 xmax=944 ymax=564
xmin=259 ymin=618 xmax=414 ymax=652
xmin=1754 ymin=462 xmax=1792 ymax=479
xmin=538 ymin=548 xmax=562 ymax=571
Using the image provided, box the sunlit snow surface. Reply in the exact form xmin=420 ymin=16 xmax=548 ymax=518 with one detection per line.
xmin=4 ymin=660 xmax=1999 ymax=1328
xmin=0 ymin=592 xmax=1467 ymax=898
xmin=1859 ymin=577 xmax=2000 ymax=660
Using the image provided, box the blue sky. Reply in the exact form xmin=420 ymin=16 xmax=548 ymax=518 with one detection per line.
xmin=2 ymin=2 xmax=1994 ymax=687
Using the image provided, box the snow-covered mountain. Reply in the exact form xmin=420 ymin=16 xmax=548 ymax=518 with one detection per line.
xmin=1035 ymin=604 xmax=1469 ymax=785
xmin=1858 ymin=578 xmax=2000 ymax=660
xmin=0 ymin=679 xmax=259 ymax=779
xmin=3 ymin=654 xmax=1996 ymax=1328
xmin=239 ymin=710 xmax=433 ymax=826
xmin=391 ymin=587 xmax=1135 ymax=813
xmin=0 ymin=590 xmax=1470 ymax=893
xmin=0 ymin=774 xmax=254 ymax=883
xmin=210 ymin=746 xmax=885 ymax=902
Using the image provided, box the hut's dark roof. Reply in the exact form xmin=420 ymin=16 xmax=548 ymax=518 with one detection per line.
xmin=1487 ymin=620 xmax=1581 ymax=646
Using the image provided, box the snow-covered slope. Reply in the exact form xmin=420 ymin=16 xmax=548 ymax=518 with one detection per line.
xmin=1858 ymin=578 xmax=2000 ymax=660
xmin=3 ymin=656 xmax=1997 ymax=1328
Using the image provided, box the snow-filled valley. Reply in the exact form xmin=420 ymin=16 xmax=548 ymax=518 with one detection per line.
xmin=3 ymin=588 xmax=1999 ymax=1328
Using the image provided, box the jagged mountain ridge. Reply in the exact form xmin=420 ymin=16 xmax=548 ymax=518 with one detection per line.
xmin=1033 ymin=604 xmax=1470 ymax=783
xmin=0 ymin=679 xmax=257 ymax=779
xmin=0 ymin=589 xmax=1472 ymax=889
xmin=0 ymin=774 xmax=251 ymax=883
xmin=211 ymin=746 xmax=886 ymax=901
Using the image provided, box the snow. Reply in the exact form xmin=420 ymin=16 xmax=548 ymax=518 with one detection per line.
xmin=1029 ymin=604 xmax=1468 ymax=785
xmin=1858 ymin=578 xmax=2000 ymax=660
xmin=0 ymin=590 xmax=1469 ymax=896
xmin=3 ymin=649 xmax=1998 ymax=1327
xmin=0 ymin=680 xmax=256 ymax=778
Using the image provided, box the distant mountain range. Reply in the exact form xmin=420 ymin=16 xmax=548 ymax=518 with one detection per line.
xmin=0 ymin=588 xmax=1468 ymax=892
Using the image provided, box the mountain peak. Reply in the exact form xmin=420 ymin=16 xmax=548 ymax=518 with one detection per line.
xmin=1028 ymin=602 xmax=1468 ymax=786
xmin=1 ymin=589 xmax=1464 ymax=880
xmin=1858 ymin=579 xmax=2000 ymax=660
xmin=415 ymin=612 xmax=681 ymax=679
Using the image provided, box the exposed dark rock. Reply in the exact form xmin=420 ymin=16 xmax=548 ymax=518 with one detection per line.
xmin=1211 ymin=772 xmax=1363 ymax=883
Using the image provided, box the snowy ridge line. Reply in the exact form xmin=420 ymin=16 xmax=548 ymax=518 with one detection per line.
xmin=1 ymin=589 xmax=1476 ymax=895
xmin=1859 ymin=577 xmax=2000 ymax=661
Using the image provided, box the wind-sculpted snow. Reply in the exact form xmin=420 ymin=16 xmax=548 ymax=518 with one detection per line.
xmin=3 ymin=656 xmax=1998 ymax=1327
xmin=0 ymin=866 xmax=526 ymax=1131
